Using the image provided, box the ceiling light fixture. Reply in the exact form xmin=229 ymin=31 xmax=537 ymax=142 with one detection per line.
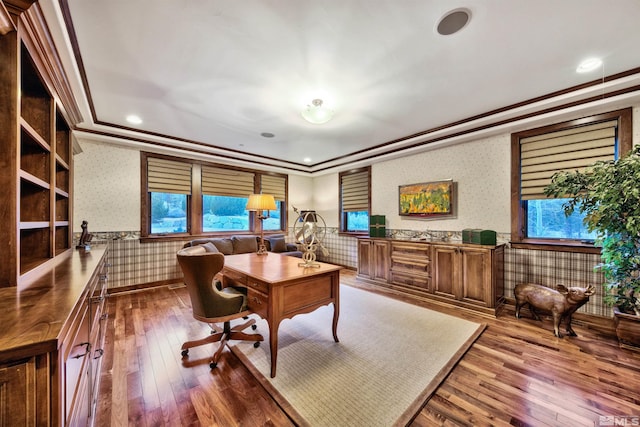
xmin=301 ymin=99 xmax=333 ymax=124
xmin=576 ymin=58 xmax=602 ymax=73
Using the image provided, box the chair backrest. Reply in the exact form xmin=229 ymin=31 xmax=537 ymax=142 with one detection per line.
xmin=176 ymin=247 xmax=244 ymax=320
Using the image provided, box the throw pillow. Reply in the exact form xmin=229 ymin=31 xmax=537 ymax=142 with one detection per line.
xmin=231 ymin=235 xmax=258 ymax=254
xmin=201 ymin=242 xmax=219 ymax=253
xmin=267 ymin=236 xmax=287 ymax=253
xmin=211 ymin=238 xmax=234 ymax=255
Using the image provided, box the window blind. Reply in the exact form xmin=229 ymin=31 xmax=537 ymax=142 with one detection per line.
xmin=201 ymin=166 xmax=254 ymax=197
xmin=147 ymin=158 xmax=192 ymax=194
xmin=261 ymin=175 xmax=286 ymax=201
xmin=341 ymin=170 xmax=369 ymax=212
xmin=520 ymin=120 xmax=617 ymax=200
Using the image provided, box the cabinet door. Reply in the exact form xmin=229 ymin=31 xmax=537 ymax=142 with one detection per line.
xmin=372 ymin=240 xmax=389 ymax=281
xmin=460 ymin=248 xmax=492 ymax=307
xmin=432 ymin=245 xmax=459 ymax=299
xmin=0 ymin=358 xmax=36 ymax=425
xmin=357 ymin=240 xmax=372 ymax=278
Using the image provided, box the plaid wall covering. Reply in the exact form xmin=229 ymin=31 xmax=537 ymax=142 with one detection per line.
xmin=92 ymin=229 xmax=610 ymax=317
xmin=505 ymin=248 xmax=608 ymax=317
xmin=105 ymin=238 xmax=185 ymax=289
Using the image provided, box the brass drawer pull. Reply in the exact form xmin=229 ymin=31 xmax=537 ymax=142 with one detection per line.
xmin=72 ymin=342 xmax=90 ymax=359
xmin=90 ymin=295 xmax=104 ymax=304
xmin=252 ymin=297 xmax=262 ymax=305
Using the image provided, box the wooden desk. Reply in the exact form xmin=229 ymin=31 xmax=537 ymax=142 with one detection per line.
xmin=222 ymin=253 xmax=342 ymax=377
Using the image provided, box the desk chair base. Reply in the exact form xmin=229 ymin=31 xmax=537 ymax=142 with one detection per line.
xmin=181 ymin=317 xmax=263 ymax=369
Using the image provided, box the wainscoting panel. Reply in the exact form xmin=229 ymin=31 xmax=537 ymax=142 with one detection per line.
xmin=504 ymin=247 xmax=607 ymax=317
xmin=106 ymin=238 xmax=184 ymax=289
xmin=88 ymin=229 xmax=610 ymax=318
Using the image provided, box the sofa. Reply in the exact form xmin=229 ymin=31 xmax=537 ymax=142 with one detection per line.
xmin=183 ymin=234 xmax=302 ymax=258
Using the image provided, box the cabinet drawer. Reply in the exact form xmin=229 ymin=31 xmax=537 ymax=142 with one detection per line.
xmin=247 ymin=288 xmax=268 ymax=319
xmin=390 ymin=271 xmax=430 ymax=291
xmin=391 ymin=255 xmax=430 ymax=274
xmin=391 ymin=242 xmax=431 ymax=258
xmin=64 ymin=307 xmax=90 ymax=424
xmin=223 ymin=269 xmax=247 ymax=288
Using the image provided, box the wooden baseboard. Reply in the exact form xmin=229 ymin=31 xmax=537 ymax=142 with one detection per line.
xmin=107 ymin=278 xmax=182 ymax=295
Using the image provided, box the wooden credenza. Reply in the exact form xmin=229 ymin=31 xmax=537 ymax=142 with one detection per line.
xmin=357 ymin=238 xmax=505 ymax=316
xmin=0 ymin=246 xmax=109 ymax=426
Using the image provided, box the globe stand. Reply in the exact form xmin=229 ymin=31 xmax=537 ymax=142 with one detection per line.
xmin=298 ymin=242 xmax=321 ymax=268
xmin=293 ymin=208 xmax=328 ymax=268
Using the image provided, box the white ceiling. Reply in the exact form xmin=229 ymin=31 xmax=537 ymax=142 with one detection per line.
xmin=44 ymin=0 xmax=640 ymax=174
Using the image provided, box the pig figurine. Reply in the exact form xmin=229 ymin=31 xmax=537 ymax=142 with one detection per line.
xmin=514 ymin=283 xmax=595 ymax=338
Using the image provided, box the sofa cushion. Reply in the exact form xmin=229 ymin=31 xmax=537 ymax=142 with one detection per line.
xmin=186 ymin=238 xmax=234 ymax=254
xmin=231 ymin=235 xmax=258 ymax=254
xmin=201 ymin=242 xmax=219 ymax=253
xmin=177 ymin=245 xmax=206 ymax=255
xmin=267 ymin=235 xmax=287 ymax=253
xmin=207 ymin=238 xmax=232 ymax=254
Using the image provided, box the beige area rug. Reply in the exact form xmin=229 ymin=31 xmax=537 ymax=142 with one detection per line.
xmin=230 ymin=285 xmax=485 ymax=427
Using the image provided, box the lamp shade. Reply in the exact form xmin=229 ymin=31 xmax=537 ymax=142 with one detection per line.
xmin=301 ymin=99 xmax=333 ymax=124
xmin=246 ymin=194 xmax=277 ymax=211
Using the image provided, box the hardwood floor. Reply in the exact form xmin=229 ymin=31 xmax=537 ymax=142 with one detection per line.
xmin=96 ymin=270 xmax=640 ymax=426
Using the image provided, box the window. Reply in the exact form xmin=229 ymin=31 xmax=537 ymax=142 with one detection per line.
xmin=141 ymin=153 xmax=287 ymax=237
xmin=202 ymin=166 xmax=254 ymax=232
xmin=147 ymin=157 xmax=191 ymax=235
xmin=511 ymin=108 xmax=632 ymax=248
xmin=339 ymin=167 xmax=370 ymax=233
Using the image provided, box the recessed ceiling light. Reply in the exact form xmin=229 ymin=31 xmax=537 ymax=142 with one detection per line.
xmin=436 ymin=8 xmax=471 ymax=36
xmin=576 ymin=58 xmax=602 ymax=73
xmin=126 ymin=114 xmax=142 ymax=125
xmin=303 ymin=157 xmax=312 ymax=163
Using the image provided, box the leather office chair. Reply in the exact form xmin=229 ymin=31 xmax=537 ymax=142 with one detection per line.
xmin=177 ymin=245 xmax=263 ymax=369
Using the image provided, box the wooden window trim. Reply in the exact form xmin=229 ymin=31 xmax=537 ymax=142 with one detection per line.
xmin=141 ymin=152 xmax=288 ymax=241
xmin=510 ymin=108 xmax=632 ymax=251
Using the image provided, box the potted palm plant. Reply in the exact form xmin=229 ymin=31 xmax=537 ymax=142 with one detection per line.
xmin=544 ymin=144 xmax=640 ymax=350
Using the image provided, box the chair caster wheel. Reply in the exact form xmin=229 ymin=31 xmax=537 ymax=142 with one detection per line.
xmin=252 ymin=324 xmax=257 ymax=330
xmin=181 ymin=349 xmax=189 ymax=357
xmin=253 ymin=342 xmax=260 ymax=348
xmin=210 ymin=362 xmax=217 ymax=369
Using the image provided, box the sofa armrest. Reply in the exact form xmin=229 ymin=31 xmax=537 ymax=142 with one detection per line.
xmin=286 ymin=242 xmax=299 ymax=252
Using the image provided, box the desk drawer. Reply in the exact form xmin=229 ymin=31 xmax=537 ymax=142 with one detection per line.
xmin=246 ymin=278 xmax=268 ymax=293
xmin=223 ymin=269 xmax=247 ymax=287
xmin=247 ymin=288 xmax=268 ymax=319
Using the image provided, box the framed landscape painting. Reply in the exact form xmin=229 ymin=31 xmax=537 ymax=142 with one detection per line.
xmin=398 ymin=180 xmax=456 ymax=219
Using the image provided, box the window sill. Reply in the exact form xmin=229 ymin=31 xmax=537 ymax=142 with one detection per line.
xmin=338 ymin=231 xmax=369 ymax=237
xmin=510 ymin=239 xmax=600 ymax=254
xmin=140 ymin=230 xmax=288 ymax=244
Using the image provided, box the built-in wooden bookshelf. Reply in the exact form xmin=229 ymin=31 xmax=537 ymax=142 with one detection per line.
xmin=0 ymin=1 xmax=75 ymax=286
